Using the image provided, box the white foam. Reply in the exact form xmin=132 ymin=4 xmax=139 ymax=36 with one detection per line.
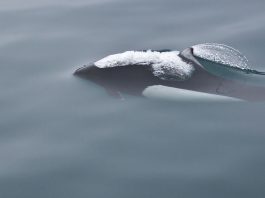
xmin=95 ymin=50 xmax=194 ymax=81
xmin=192 ymin=43 xmax=250 ymax=69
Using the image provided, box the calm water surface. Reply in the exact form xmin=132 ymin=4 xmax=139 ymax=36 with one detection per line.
xmin=1 ymin=0 xmax=265 ymax=197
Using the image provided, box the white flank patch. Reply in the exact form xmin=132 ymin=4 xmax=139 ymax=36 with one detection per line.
xmin=143 ymin=85 xmax=243 ymax=102
xmin=95 ymin=50 xmax=195 ymax=81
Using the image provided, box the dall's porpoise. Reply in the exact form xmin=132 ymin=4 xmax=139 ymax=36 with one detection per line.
xmin=74 ymin=43 xmax=265 ymax=101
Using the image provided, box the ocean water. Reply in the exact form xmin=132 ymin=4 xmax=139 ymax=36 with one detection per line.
xmin=1 ymin=0 xmax=265 ymax=197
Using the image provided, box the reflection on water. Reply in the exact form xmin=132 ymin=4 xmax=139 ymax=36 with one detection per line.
xmin=1 ymin=0 xmax=265 ymax=197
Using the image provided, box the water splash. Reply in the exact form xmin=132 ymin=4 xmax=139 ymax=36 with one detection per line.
xmin=95 ymin=50 xmax=194 ymax=81
xmin=192 ymin=43 xmax=265 ymax=76
xmin=192 ymin=43 xmax=250 ymax=70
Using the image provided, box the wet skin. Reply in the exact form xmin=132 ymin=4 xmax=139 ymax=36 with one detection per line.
xmin=74 ymin=49 xmax=265 ymax=102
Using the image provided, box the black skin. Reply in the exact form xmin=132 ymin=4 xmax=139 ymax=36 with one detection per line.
xmin=74 ymin=49 xmax=265 ymax=101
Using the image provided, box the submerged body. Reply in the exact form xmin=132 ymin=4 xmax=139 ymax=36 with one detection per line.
xmin=74 ymin=43 xmax=265 ymax=101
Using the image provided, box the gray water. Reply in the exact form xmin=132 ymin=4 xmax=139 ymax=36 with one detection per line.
xmin=1 ymin=0 xmax=265 ymax=197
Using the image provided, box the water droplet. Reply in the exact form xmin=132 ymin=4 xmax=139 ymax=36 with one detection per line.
xmin=192 ymin=43 xmax=250 ymax=70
